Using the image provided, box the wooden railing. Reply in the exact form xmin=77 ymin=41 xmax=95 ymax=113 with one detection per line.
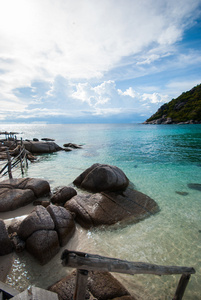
xmin=61 ymin=250 xmax=195 ymax=300
xmin=0 ymin=144 xmax=28 ymax=179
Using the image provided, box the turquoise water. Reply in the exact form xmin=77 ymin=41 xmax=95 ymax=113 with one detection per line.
xmin=1 ymin=123 xmax=201 ymax=299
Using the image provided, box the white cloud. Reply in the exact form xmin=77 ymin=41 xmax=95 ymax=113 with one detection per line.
xmin=141 ymin=92 xmax=169 ymax=104
xmin=117 ymin=87 xmax=139 ymax=98
xmin=0 ymin=0 xmax=200 ymax=101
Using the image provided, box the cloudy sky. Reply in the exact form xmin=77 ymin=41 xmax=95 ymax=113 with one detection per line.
xmin=0 ymin=0 xmax=201 ymax=123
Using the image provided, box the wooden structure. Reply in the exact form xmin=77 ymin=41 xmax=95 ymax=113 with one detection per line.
xmin=61 ymin=249 xmax=196 ymax=300
xmin=0 ymin=282 xmax=58 ymax=300
xmin=0 ymin=140 xmax=28 ymax=179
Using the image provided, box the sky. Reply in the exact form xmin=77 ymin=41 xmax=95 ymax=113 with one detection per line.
xmin=0 ymin=0 xmax=201 ymax=123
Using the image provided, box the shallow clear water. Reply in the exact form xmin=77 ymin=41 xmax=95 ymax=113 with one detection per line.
xmin=1 ymin=123 xmax=201 ymax=299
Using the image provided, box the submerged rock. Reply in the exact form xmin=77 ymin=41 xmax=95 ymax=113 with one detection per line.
xmin=175 ymin=191 xmax=189 ymax=196
xmin=188 ymin=183 xmax=201 ymax=191
xmin=65 ymin=185 xmax=159 ymax=228
xmin=73 ymin=163 xmax=129 ymax=192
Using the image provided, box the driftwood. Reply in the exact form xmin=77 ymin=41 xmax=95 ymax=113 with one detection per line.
xmin=61 ymin=249 xmax=195 ymax=300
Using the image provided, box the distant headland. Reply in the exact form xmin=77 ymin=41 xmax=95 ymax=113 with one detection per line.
xmin=144 ymin=83 xmax=201 ymax=124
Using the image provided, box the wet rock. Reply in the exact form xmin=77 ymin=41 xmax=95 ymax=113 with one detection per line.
xmin=63 ymin=143 xmax=82 ymax=149
xmin=188 ymin=183 xmax=201 ymax=191
xmin=0 ymin=219 xmax=13 ymax=255
xmin=23 ymin=141 xmax=62 ymax=153
xmin=41 ymin=138 xmax=55 ymax=141
xmin=49 ymin=270 xmax=133 ymax=300
xmin=47 ymin=205 xmax=76 ymax=246
xmin=18 ymin=205 xmax=55 ymax=240
xmin=51 ymin=186 xmax=77 ymax=205
xmin=26 ymin=230 xmax=60 ymax=265
xmin=73 ymin=163 xmax=129 ymax=192
xmin=65 ymin=186 xmax=159 ymax=228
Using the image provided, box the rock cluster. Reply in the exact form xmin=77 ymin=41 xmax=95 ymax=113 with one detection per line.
xmin=49 ymin=270 xmax=137 ymax=300
xmin=7 ymin=205 xmax=75 ymax=265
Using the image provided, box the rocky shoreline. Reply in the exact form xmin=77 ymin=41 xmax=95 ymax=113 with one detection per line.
xmin=0 ymin=162 xmax=159 ymax=299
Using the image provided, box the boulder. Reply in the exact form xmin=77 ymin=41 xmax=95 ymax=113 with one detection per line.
xmin=47 ymin=205 xmax=76 ymax=246
xmin=65 ymin=186 xmax=159 ymax=228
xmin=0 ymin=219 xmax=13 ymax=255
xmin=51 ymin=186 xmax=77 ymax=205
xmin=18 ymin=206 xmax=55 ymax=240
xmin=0 ymin=188 xmax=35 ymax=212
xmin=0 ymin=177 xmax=50 ymax=198
xmin=49 ymin=270 xmax=134 ymax=300
xmin=73 ymin=163 xmax=129 ymax=192
xmin=0 ymin=178 xmax=50 ymax=212
xmin=26 ymin=230 xmax=60 ymax=265
xmin=23 ymin=141 xmax=62 ymax=153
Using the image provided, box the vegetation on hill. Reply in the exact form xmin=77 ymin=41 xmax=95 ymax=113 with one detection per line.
xmin=145 ymin=84 xmax=201 ymax=124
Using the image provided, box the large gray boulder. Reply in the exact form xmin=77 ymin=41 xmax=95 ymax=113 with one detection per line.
xmin=26 ymin=230 xmax=60 ymax=265
xmin=47 ymin=205 xmax=76 ymax=246
xmin=0 ymin=178 xmax=50 ymax=212
xmin=18 ymin=206 xmax=55 ymax=240
xmin=65 ymin=186 xmax=159 ymax=228
xmin=0 ymin=219 xmax=13 ymax=255
xmin=23 ymin=141 xmax=62 ymax=153
xmin=73 ymin=163 xmax=129 ymax=192
xmin=49 ymin=270 xmax=136 ymax=300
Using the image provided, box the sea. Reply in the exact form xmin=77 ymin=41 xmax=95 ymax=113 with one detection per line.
xmin=0 ymin=123 xmax=201 ymax=300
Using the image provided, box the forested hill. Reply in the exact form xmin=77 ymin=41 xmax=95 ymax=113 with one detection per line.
xmin=144 ymin=84 xmax=201 ymax=124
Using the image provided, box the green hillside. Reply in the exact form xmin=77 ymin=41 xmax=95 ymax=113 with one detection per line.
xmin=145 ymin=84 xmax=201 ymax=124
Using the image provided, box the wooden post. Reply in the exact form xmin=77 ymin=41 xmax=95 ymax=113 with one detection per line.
xmin=6 ymin=150 xmax=12 ymax=179
xmin=172 ymin=274 xmax=191 ymax=300
xmin=19 ymin=153 xmax=24 ymax=175
xmin=73 ymin=269 xmax=88 ymax=300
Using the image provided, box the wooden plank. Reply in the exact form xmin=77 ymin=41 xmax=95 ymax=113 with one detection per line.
xmin=6 ymin=150 xmax=12 ymax=179
xmin=0 ymin=281 xmax=19 ymax=298
xmin=173 ymin=274 xmax=191 ymax=300
xmin=12 ymin=286 xmax=59 ymax=299
xmin=61 ymin=250 xmax=196 ymax=276
xmin=74 ymin=269 xmax=88 ymax=300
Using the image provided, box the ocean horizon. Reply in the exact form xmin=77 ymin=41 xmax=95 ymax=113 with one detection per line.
xmin=0 ymin=123 xmax=201 ymax=299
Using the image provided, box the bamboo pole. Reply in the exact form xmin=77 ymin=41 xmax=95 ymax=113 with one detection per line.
xmin=61 ymin=250 xmax=195 ymax=276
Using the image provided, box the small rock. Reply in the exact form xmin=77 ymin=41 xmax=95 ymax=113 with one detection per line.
xmin=51 ymin=186 xmax=77 ymax=205
xmin=175 ymin=191 xmax=189 ymax=196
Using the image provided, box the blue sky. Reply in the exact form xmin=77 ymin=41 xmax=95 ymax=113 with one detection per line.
xmin=0 ymin=0 xmax=201 ymax=123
